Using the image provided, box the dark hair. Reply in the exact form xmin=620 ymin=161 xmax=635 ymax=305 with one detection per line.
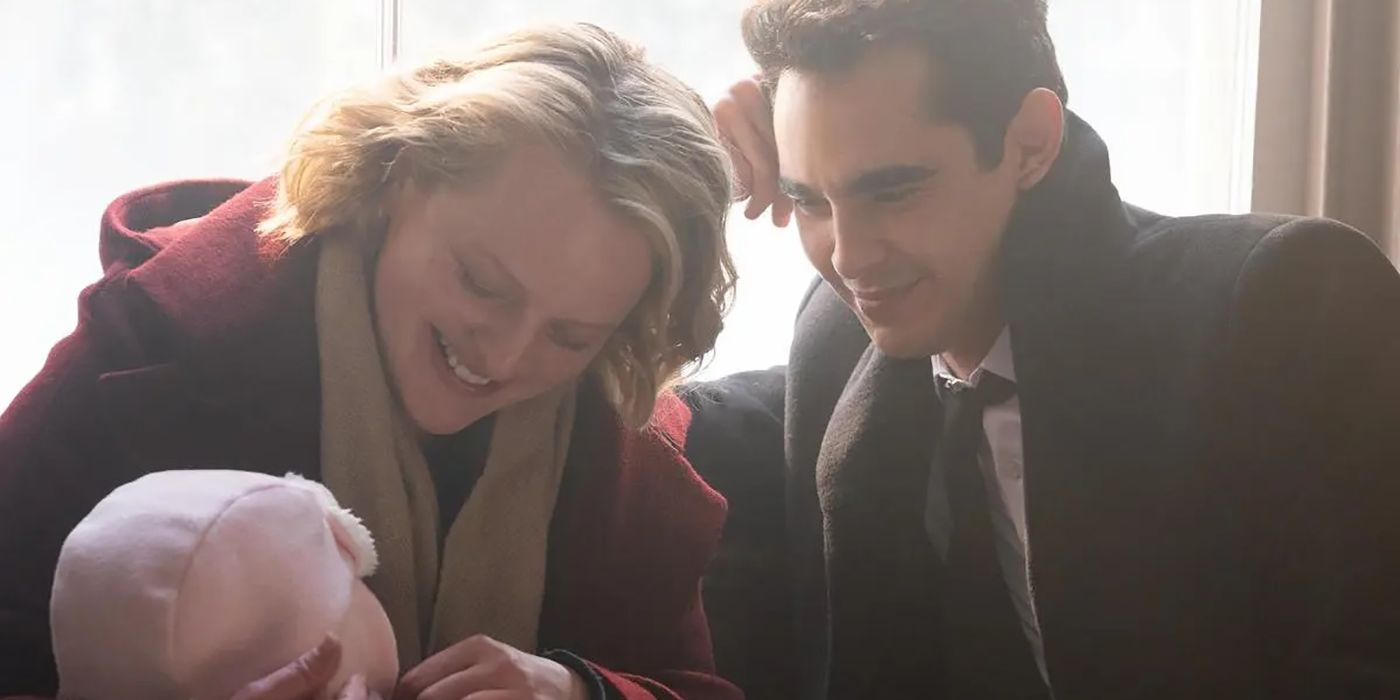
xmin=742 ymin=0 xmax=1068 ymax=165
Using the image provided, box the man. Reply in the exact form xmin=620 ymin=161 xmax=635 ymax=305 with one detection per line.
xmin=703 ymin=0 xmax=1400 ymax=697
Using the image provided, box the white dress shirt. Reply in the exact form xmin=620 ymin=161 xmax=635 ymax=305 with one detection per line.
xmin=930 ymin=328 xmax=1050 ymax=686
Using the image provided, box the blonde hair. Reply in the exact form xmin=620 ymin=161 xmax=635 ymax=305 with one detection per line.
xmin=259 ymin=23 xmax=735 ymax=428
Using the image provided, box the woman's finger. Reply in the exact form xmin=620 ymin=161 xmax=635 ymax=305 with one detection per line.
xmin=395 ymin=635 xmax=500 ymax=700
xmin=336 ymin=674 xmax=369 ymax=700
xmin=417 ymin=666 xmax=499 ymax=700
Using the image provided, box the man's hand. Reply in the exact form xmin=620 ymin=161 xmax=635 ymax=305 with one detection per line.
xmin=392 ymin=635 xmax=587 ymax=700
xmin=230 ymin=636 xmax=375 ymax=700
xmin=713 ymin=76 xmax=793 ymax=227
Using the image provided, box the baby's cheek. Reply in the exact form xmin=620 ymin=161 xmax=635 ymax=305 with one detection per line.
xmin=333 ymin=580 xmax=400 ymax=696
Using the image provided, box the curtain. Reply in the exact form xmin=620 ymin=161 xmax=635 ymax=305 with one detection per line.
xmin=1252 ymin=0 xmax=1400 ymax=257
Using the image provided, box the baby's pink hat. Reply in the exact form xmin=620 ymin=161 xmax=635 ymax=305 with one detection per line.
xmin=51 ymin=470 xmax=398 ymax=700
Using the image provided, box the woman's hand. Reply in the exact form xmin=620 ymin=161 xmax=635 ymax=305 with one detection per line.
xmin=712 ymin=75 xmax=794 ymax=227
xmin=230 ymin=636 xmax=376 ymax=700
xmin=393 ymin=635 xmax=587 ymax=700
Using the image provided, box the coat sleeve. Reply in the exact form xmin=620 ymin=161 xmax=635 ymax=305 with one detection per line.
xmin=1225 ymin=218 xmax=1400 ymax=696
xmin=678 ymin=370 xmax=794 ymax=699
xmin=536 ymin=395 xmax=743 ymax=700
xmin=560 ymin=589 xmax=742 ymax=700
xmin=0 ymin=272 xmax=157 ymax=696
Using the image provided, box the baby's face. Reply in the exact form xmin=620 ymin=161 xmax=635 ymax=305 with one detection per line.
xmin=330 ymin=579 xmax=400 ymax=698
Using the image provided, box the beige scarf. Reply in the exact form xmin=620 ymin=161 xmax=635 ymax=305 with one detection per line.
xmin=314 ymin=232 xmax=576 ymax=667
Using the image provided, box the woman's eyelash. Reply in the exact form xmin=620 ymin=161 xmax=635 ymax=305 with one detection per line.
xmin=555 ymin=338 xmax=590 ymax=352
xmin=460 ymin=265 xmax=500 ymax=298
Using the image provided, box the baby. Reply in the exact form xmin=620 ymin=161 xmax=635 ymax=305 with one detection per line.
xmin=50 ymin=471 xmax=399 ymax=700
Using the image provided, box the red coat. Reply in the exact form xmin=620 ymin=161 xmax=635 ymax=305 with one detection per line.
xmin=0 ymin=179 xmax=739 ymax=700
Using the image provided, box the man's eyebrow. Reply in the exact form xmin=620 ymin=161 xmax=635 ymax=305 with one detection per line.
xmin=843 ymin=165 xmax=936 ymax=197
xmin=778 ymin=177 xmax=820 ymax=200
xmin=778 ymin=165 xmax=936 ymax=201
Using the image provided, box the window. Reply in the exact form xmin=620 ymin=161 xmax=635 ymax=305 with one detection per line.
xmin=1049 ymin=0 xmax=1260 ymax=217
xmin=0 ymin=0 xmax=1260 ymax=407
xmin=1 ymin=1 xmax=381 ymax=405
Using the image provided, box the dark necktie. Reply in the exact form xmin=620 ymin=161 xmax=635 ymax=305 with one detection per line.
xmin=931 ymin=372 xmax=1049 ymax=699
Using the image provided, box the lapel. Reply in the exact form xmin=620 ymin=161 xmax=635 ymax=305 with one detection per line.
xmin=814 ymin=345 xmax=947 ymax=693
xmin=94 ymin=178 xmax=325 ymax=478
xmin=1000 ymin=114 xmax=1222 ymax=692
xmin=1000 ymin=113 xmax=1135 ymax=675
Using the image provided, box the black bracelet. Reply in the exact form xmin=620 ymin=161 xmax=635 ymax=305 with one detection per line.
xmin=542 ymin=648 xmax=614 ymax=700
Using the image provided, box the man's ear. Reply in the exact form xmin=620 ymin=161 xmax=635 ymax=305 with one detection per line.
xmin=1005 ymin=88 xmax=1065 ymax=190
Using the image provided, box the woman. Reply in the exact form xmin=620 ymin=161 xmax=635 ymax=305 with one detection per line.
xmin=0 ymin=23 xmax=738 ymax=700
